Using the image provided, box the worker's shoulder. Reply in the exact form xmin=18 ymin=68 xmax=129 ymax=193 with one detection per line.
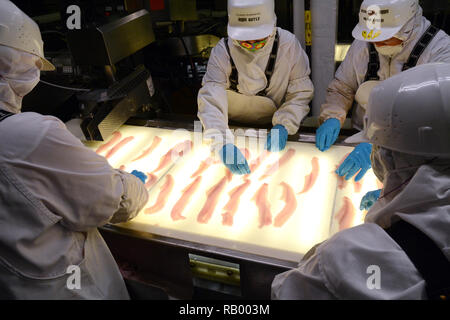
xmin=277 ymin=28 xmax=301 ymax=47
xmin=1 ymin=112 xmax=65 ymax=141
xmin=316 ymin=223 xmax=424 ymax=299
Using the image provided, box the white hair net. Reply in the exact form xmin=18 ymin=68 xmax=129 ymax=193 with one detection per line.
xmin=0 ymin=45 xmax=42 ymax=113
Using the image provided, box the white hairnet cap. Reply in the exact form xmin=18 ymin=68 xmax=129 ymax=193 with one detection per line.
xmin=346 ymin=63 xmax=450 ymax=157
xmin=0 ymin=0 xmax=55 ymax=71
xmin=227 ymin=0 xmax=276 ymax=41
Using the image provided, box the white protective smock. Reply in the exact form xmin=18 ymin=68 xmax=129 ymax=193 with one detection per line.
xmin=319 ymin=7 xmax=450 ymax=129
xmin=271 ymin=147 xmax=450 ymax=300
xmin=0 ymin=47 xmax=149 ymax=299
xmin=198 ymin=27 xmax=314 ymax=145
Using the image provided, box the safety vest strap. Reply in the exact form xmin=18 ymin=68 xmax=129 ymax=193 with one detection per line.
xmin=0 ymin=110 xmax=14 ymax=122
xmin=384 ymin=220 xmax=450 ymax=300
xmin=402 ymin=25 xmax=440 ymax=71
xmin=224 ymin=31 xmax=280 ymax=97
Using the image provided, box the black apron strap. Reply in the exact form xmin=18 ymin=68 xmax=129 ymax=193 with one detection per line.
xmin=224 ymin=31 xmax=280 ymax=96
xmin=365 ymin=43 xmax=381 ymax=82
xmin=402 ymin=25 xmax=440 ymax=71
xmin=0 ymin=110 xmax=14 ymax=122
xmin=384 ymin=220 xmax=450 ymax=300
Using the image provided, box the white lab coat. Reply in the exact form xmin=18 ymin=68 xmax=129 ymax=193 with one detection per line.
xmin=198 ymin=27 xmax=314 ymax=145
xmin=0 ymin=111 xmax=149 ymax=299
xmin=271 ymin=159 xmax=450 ymax=300
xmin=319 ymin=9 xmax=450 ymax=129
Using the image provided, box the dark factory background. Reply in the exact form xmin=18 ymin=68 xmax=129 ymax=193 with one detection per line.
xmin=11 ymin=0 xmax=450 ymax=127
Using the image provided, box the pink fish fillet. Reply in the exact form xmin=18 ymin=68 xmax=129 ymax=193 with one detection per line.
xmin=144 ymin=175 xmax=174 ymax=214
xmin=144 ymin=173 xmax=158 ymax=189
xmin=191 ymin=157 xmax=217 ymax=178
xmin=95 ymin=132 xmax=122 ymax=154
xmin=171 ymin=176 xmax=202 ymax=221
xmin=252 ymin=183 xmax=272 ymax=228
xmin=246 ymin=150 xmax=270 ymax=177
xmin=259 ymin=149 xmax=296 ymax=180
xmin=298 ymin=157 xmax=320 ymax=194
xmin=197 ymin=177 xmax=228 ymax=224
xmin=354 ymin=179 xmax=364 ymax=193
xmin=132 ymin=136 xmax=162 ymax=162
xmin=274 ymin=182 xmax=298 ymax=227
xmin=335 ymin=153 xmax=351 ymax=190
xmin=334 ymin=196 xmax=356 ymax=231
xmin=105 ymin=136 xmax=135 ymax=159
xmin=152 ymin=140 xmax=193 ymax=173
xmin=222 ymin=179 xmax=251 ymax=226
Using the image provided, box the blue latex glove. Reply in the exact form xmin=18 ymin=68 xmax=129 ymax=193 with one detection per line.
xmin=131 ymin=170 xmax=147 ymax=184
xmin=336 ymin=143 xmax=372 ymax=182
xmin=220 ymin=144 xmax=251 ymax=175
xmin=316 ymin=118 xmax=341 ymax=152
xmin=360 ymin=189 xmax=382 ymax=211
xmin=265 ymin=124 xmax=289 ymax=152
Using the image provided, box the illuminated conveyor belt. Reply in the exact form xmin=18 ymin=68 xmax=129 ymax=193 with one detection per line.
xmin=84 ymin=125 xmax=382 ymax=263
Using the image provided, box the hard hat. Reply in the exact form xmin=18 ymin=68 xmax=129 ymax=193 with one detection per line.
xmin=227 ymin=0 xmax=276 ymax=41
xmin=352 ymin=0 xmax=419 ymax=42
xmin=346 ymin=63 xmax=450 ymax=157
xmin=0 ymin=0 xmax=55 ymax=71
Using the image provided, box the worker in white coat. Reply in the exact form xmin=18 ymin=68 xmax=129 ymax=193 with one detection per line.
xmin=198 ymin=0 xmax=314 ymax=175
xmin=316 ymin=0 xmax=450 ymax=183
xmin=0 ymin=0 xmax=149 ymax=299
xmin=272 ymin=63 xmax=450 ymax=300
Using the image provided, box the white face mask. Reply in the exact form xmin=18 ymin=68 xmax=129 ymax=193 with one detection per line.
xmin=375 ymin=44 xmax=404 ymax=58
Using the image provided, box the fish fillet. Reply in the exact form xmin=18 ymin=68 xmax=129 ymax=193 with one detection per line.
xmin=274 ymin=182 xmax=298 ymax=227
xmin=105 ymin=136 xmax=134 ymax=159
xmin=354 ymin=179 xmax=363 ymax=193
xmin=259 ymin=148 xmax=296 ymax=180
xmin=246 ymin=150 xmax=270 ymax=176
xmin=153 ymin=140 xmax=193 ymax=173
xmin=132 ymin=136 xmax=162 ymax=162
xmin=222 ymin=179 xmax=251 ymax=226
xmin=252 ymin=183 xmax=272 ymax=228
xmin=335 ymin=153 xmax=351 ymax=190
xmin=334 ymin=196 xmax=356 ymax=231
xmin=298 ymin=157 xmax=320 ymax=194
xmin=144 ymin=175 xmax=174 ymax=214
xmin=95 ymin=132 xmax=122 ymax=154
xmin=197 ymin=177 xmax=228 ymax=224
xmin=171 ymin=176 xmax=202 ymax=221
xmin=144 ymin=173 xmax=158 ymax=189
xmin=191 ymin=157 xmax=216 ymax=178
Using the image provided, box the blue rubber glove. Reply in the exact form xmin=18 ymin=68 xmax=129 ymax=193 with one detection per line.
xmin=336 ymin=143 xmax=372 ymax=182
xmin=265 ymin=124 xmax=289 ymax=152
xmin=316 ymin=118 xmax=341 ymax=152
xmin=220 ymin=144 xmax=251 ymax=175
xmin=131 ymin=170 xmax=147 ymax=184
xmin=360 ymin=189 xmax=382 ymax=211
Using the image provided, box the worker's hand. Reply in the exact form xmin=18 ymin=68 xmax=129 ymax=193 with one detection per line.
xmin=220 ymin=144 xmax=251 ymax=175
xmin=360 ymin=189 xmax=382 ymax=211
xmin=336 ymin=143 xmax=372 ymax=182
xmin=265 ymin=124 xmax=289 ymax=152
xmin=316 ymin=118 xmax=341 ymax=152
xmin=131 ymin=170 xmax=147 ymax=184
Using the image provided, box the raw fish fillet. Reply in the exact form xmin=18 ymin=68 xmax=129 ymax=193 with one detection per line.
xmin=145 ymin=173 xmax=158 ymax=189
xmin=274 ymin=182 xmax=298 ymax=227
xmin=222 ymin=179 xmax=251 ymax=226
xmin=153 ymin=140 xmax=193 ymax=173
xmin=252 ymin=183 xmax=272 ymax=228
xmin=96 ymin=132 xmax=122 ymax=154
xmin=171 ymin=176 xmax=202 ymax=221
xmin=191 ymin=157 xmax=217 ymax=178
xmin=334 ymin=196 xmax=356 ymax=231
xmin=259 ymin=149 xmax=296 ymax=180
xmin=144 ymin=175 xmax=174 ymax=214
xmin=105 ymin=136 xmax=134 ymax=159
xmin=132 ymin=136 xmax=162 ymax=162
xmin=298 ymin=157 xmax=320 ymax=194
xmin=197 ymin=177 xmax=228 ymax=224
xmin=246 ymin=150 xmax=270 ymax=176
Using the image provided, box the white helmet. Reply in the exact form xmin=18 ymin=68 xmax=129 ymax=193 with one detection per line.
xmin=346 ymin=63 xmax=450 ymax=157
xmin=227 ymin=0 xmax=276 ymax=41
xmin=352 ymin=0 xmax=419 ymax=42
xmin=0 ymin=0 xmax=55 ymax=71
